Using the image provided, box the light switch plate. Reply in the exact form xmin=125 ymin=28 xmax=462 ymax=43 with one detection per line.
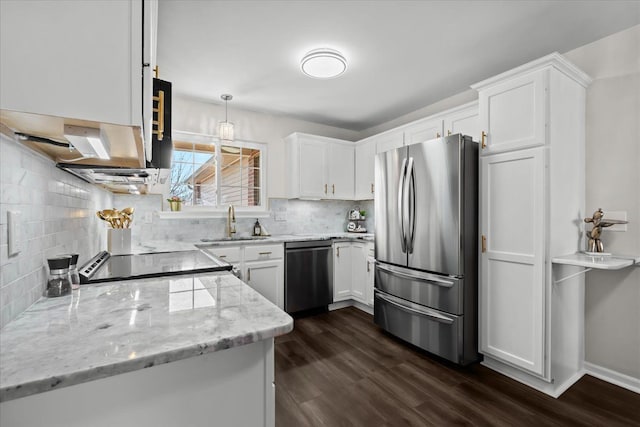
xmin=606 ymin=211 xmax=627 ymax=232
xmin=8 ymin=210 xmax=22 ymax=256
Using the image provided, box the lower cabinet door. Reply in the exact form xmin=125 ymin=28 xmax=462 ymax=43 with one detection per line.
xmin=245 ymin=259 xmax=283 ymax=309
xmin=480 ymin=147 xmax=546 ymax=376
xmin=351 ymin=242 xmax=367 ymax=303
xmin=366 ymin=257 xmax=375 ymax=306
xmin=333 ymin=243 xmax=353 ymax=301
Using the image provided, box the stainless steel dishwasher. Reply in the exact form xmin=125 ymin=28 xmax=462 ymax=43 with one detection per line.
xmin=285 ymin=240 xmax=333 ymax=313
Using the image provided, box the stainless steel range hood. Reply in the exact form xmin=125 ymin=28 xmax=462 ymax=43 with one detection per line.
xmin=0 ymin=78 xmax=172 ymax=195
xmin=0 ymin=108 xmax=170 ymax=194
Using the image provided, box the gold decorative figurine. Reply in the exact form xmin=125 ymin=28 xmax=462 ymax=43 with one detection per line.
xmin=583 ymin=208 xmax=628 ymax=253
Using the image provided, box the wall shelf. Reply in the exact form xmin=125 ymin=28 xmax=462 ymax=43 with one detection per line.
xmin=552 ymin=253 xmax=640 ymax=284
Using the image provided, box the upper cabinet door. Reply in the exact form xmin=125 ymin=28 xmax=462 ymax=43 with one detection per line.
xmin=478 ymin=71 xmax=547 ymax=155
xmin=298 ymin=139 xmax=328 ymax=198
xmin=328 ymin=142 xmax=355 ymax=200
xmin=355 ymin=139 xmax=376 ymax=200
xmin=0 ymin=0 xmax=152 ymax=127
xmin=443 ymin=102 xmax=480 ymax=142
xmin=404 ymin=118 xmax=443 ymax=146
xmin=374 ymin=130 xmax=404 ymax=154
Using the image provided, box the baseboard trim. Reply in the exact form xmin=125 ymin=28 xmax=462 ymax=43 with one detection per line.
xmin=481 ymin=356 xmax=584 ymax=398
xmin=329 ymin=299 xmax=373 ymax=315
xmin=584 ymin=362 xmax=640 ymax=395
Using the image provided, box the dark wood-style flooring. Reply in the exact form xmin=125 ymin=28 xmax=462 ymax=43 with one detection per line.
xmin=275 ymin=307 xmax=640 ymax=426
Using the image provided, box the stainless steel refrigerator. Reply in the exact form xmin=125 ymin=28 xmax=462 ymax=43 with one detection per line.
xmin=374 ymin=134 xmax=479 ymax=365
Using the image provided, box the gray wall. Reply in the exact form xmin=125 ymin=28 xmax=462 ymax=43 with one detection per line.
xmin=0 ymin=134 xmax=113 ymax=328
xmin=564 ymin=25 xmax=640 ymax=380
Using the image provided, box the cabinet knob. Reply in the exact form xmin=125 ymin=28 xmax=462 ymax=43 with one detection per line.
xmin=332 ymin=184 xmax=335 ymax=194
xmin=247 ymin=268 xmax=251 ymax=281
xmin=325 ymin=184 xmax=328 ymax=194
xmin=436 ymin=132 xmax=441 ymax=138
xmin=481 ymin=131 xmax=487 ymax=149
xmin=447 ymin=130 xmax=451 ymax=136
xmin=337 ymin=247 xmax=340 ymax=257
xmin=481 ymin=235 xmax=487 ymax=253
xmin=371 ymin=183 xmax=374 ymax=194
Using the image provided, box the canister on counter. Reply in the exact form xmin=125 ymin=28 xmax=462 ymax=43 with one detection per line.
xmin=45 ymin=256 xmax=72 ymax=297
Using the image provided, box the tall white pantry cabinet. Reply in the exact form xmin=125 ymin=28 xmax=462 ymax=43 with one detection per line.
xmin=472 ymin=53 xmax=592 ymax=397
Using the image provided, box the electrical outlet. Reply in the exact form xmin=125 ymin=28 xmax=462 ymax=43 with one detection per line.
xmin=605 ymin=211 xmax=627 ymax=232
xmin=8 ymin=211 xmax=22 ymax=256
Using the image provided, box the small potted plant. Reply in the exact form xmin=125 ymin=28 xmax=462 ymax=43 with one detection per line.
xmin=359 ymin=210 xmax=366 ymax=220
xmin=167 ymin=195 xmax=183 ymax=212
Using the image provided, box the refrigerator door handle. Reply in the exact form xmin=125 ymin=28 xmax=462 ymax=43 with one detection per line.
xmin=397 ymin=158 xmax=408 ymax=253
xmin=402 ymin=157 xmax=413 ymax=253
xmin=406 ymin=157 xmax=416 ymax=253
xmin=376 ymin=263 xmax=455 ymax=288
xmin=376 ymin=291 xmax=455 ymax=324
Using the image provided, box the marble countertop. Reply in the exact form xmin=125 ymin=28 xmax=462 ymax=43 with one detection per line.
xmin=0 ymin=272 xmax=293 ymax=402
xmin=134 ymin=232 xmax=374 ymax=253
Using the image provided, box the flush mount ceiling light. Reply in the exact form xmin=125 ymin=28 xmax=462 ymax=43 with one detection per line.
xmin=218 ymin=94 xmax=234 ymax=142
xmin=63 ymin=125 xmax=110 ymax=160
xmin=300 ymin=48 xmax=347 ymax=79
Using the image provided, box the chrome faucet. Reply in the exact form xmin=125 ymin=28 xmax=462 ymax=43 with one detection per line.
xmin=227 ymin=204 xmax=236 ymax=238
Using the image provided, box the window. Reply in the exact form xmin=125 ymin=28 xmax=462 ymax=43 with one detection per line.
xmin=169 ymin=132 xmax=266 ymax=210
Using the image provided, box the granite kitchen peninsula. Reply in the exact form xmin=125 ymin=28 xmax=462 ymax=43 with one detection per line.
xmin=0 ymin=271 xmax=293 ymax=427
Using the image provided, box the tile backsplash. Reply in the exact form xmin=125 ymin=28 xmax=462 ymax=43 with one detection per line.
xmin=113 ymin=194 xmax=374 ymax=246
xmin=0 ymin=134 xmax=113 ymax=328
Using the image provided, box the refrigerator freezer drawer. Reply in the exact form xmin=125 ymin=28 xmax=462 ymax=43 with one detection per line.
xmin=374 ymin=290 xmax=466 ymax=365
xmin=375 ymin=263 xmax=463 ymax=314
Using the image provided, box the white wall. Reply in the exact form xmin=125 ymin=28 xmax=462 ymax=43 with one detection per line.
xmin=172 ymin=96 xmax=361 ymax=199
xmin=0 ymin=133 xmax=113 ymax=328
xmin=564 ymin=25 xmax=640 ymax=381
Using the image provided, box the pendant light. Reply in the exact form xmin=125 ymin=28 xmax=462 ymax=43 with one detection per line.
xmin=218 ymin=94 xmax=234 ymax=142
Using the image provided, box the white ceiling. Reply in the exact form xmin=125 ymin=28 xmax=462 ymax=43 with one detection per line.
xmin=157 ymin=1 xmax=640 ymax=131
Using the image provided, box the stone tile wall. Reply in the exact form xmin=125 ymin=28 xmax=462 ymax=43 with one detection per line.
xmin=0 ymin=134 xmax=113 ymax=328
xmin=113 ymin=194 xmax=374 ymax=245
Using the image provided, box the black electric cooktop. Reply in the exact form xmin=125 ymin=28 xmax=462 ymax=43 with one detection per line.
xmin=79 ymin=250 xmax=232 ymax=284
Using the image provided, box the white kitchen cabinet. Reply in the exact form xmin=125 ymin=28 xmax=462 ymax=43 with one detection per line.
xmin=332 ymin=241 xmax=374 ymax=306
xmin=354 ymin=138 xmax=376 ymax=200
xmin=476 ymin=69 xmax=546 ymax=155
xmin=201 ymin=243 xmax=284 ymax=309
xmin=350 ymin=242 xmax=367 ymax=303
xmin=0 ymin=0 xmax=157 ymax=129
xmin=404 ymin=117 xmax=443 ymax=146
xmin=366 ymin=256 xmax=375 ymax=307
xmin=473 ymin=53 xmax=592 ymax=396
xmin=285 ymin=133 xmax=354 ymax=200
xmin=480 ymin=147 xmax=545 ymax=375
xmin=333 ymin=242 xmax=353 ymax=302
xmin=244 ymin=260 xmax=283 ymax=309
xmin=443 ymin=101 xmax=480 ymax=141
xmin=374 ymin=130 xmax=404 ymax=154
xmin=365 ymin=242 xmax=375 ymax=306
xmin=328 ymin=142 xmax=355 ymax=199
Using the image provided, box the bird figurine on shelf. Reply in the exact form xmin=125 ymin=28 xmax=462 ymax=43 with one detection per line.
xmin=584 ymin=208 xmax=627 ymax=254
